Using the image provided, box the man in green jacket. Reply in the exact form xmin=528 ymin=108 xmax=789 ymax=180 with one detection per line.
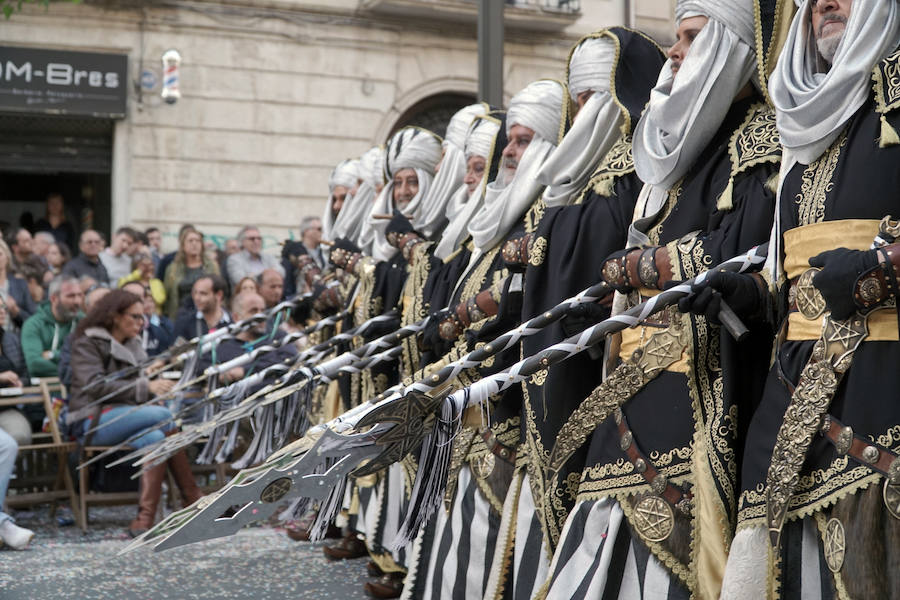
xmin=21 ymin=275 xmax=84 ymax=378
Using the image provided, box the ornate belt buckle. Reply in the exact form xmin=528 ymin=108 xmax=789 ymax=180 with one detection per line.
xmin=633 ymin=495 xmax=674 ymax=543
xmin=472 ymin=453 xmax=495 ymax=480
xmin=796 ymin=268 xmax=826 ymax=320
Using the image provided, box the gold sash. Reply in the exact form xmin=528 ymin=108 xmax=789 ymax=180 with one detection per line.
xmin=784 ymin=220 xmax=899 ymax=341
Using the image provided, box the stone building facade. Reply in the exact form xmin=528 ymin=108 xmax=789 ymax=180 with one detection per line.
xmin=0 ymin=0 xmax=675 ymax=251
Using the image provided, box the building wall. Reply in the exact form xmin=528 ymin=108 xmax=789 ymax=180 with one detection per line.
xmin=4 ymin=0 xmax=674 ymax=252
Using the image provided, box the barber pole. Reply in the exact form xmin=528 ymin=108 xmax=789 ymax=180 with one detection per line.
xmin=161 ymin=49 xmax=181 ymax=104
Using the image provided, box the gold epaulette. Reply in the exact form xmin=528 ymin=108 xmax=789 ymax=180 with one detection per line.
xmin=578 ymin=134 xmax=635 ymax=203
xmin=717 ymin=102 xmax=782 ymax=211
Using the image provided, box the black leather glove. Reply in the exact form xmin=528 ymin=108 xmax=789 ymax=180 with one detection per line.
xmin=561 ymin=302 xmax=610 ymax=338
xmin=386 ymin=209 xmax=415 ymax=238
xmin=333 ymin=237 xmax=361 ymax=255
xmin=281 ymin=240 xmax=307 ymax=262
xmin=421 ymin=307 xmax=453 ymax=350
xmin=809 ymin=247 xmax=879 ymax=321
xmin=676 ymin=271 xmax=765 ymax=325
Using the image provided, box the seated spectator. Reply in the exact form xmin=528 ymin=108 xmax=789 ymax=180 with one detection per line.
xmin=173 ymin=274 xmax=230 ymax=341
xmin=0 ymin=240 xmax=36 ymax=328
xmin=67 ymin=290 xmax=202 ymax=536
xmin=156 ymin=224 xmax=194 ymax=281
xmin=163 ymin=228 xmax=220 ymax=320
xmin=225 ymin=226 xmax=284 ymax=286
xmin=99 ymin=226 xmax=137 ymax=283
xmin=45 ymin=241 xmax=71 ymax=278
xmin=62 ymin=230 xmax=110 ymax=285
xmin=283 ymin=216 xmax=325 ymax=297
xmin=119 ymin=251 xmax=166 ymax=315
xmin=32 ymin=231 xmax=55 ymax=263
xmin=0 ymin=430 xmax=34 ymax=549
xmin=6 ymin=227 xmax=30 ymax=271
xmin=34 ymin=193 xmax=76 ymax=248
xmin=224 ymin=238 xmax=240 ymax=257
xmin=257 ymin=268 xmax=284 ymax=309
xmin=234 ymin=276 xmax=258 ymax=296
xmin=121 ymin=282 xmax=174 ymax=357
xmin=0 ymin=297 xmax=31 ymax=446
xmin=21 ymin=275 xmax=83 ymax=379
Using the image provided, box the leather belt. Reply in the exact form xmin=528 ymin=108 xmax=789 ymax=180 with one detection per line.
xmin=614 ymin=408 xmax=693 ymax=513
xmin=481 ymin=428 xmax=516 ymax=465
xmin=821 ymin=414 xmax=900 ymax=484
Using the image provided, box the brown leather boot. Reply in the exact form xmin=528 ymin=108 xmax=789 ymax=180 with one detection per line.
xmin=128 ymin=462 xmax=167 ymax=537
xmin=167 ymin=449 xmax=204 ymax=506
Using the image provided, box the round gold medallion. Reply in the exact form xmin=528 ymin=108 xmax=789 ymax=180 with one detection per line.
xmin=883 ymin=479 xmax=900 ymax=520
xmin=823 ymin=517 xmax=845 ymax=573
xmin=260 ymin=477 xmax=293 ymax=503
xmin=473 ymin=453 xmax=495 ymax=480
xmin=632 ymin=495 xmax=674 ymax=543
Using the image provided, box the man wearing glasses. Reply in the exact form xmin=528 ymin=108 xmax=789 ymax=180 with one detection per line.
xmin=62 ymin=230 xmax=110 ymax=285
xmin=225 ymin=226 xmax=284 ymax=287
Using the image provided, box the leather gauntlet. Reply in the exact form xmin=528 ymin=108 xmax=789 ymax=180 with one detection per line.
xmin=853 ymin=244 xmax=900 ymax=311
xmin=292 ymin=254 xmax=323 ymax=289
xmin=437 ymin=288 xmax=501 ymax=341
xmin=501 ymin=234 xmax=533 ymax=272
xmin=601 ymin=247 xmax=673 ymax=292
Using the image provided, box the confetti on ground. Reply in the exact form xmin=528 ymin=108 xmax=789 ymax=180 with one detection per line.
xmin=0 ymin=505 xmax=371 ymax=599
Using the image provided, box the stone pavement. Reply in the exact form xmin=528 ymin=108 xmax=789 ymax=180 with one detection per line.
xmin=0 ymin=506 xmax=370 ymax=599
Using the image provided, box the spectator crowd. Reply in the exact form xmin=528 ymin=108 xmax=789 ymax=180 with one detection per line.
xmin=0 ymin=192 xmax=324 ymax=549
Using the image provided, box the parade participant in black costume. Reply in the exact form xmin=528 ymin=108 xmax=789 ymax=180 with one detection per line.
xmin=486 ymin=27 xmax=666 ymax=599
xmin=688 ymin=1 xmax=900 ymax=597
xmin=543 ymin=1 xmax=782 ymax=597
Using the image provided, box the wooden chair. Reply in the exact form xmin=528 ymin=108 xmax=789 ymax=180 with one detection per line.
xmin=3 ymin=378 xmax=81 ymax=526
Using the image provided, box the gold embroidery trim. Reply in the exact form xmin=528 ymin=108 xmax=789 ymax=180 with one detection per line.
xmin=794 ymin=131 xmax=847 ymax=227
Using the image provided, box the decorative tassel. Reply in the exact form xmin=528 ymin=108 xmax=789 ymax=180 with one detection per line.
xmin=214 ymin=421 xmax=241 ymax=463
xmin=765 ymin=173 xmax=780 ymax=195
xmin=309 ymin=474 xmax=347 ymax=541
xmin=291 ymin=379 xmax=316 ymax=438
xmin=231 ymin=404 xmax=275 ymax=469
xmin=880 ymin=114 xmax=900 ymax=148
xmin=716 ymin=177 xmax=735 ymax=211
xmin=390 ymin=398 xmax=456 ymax=550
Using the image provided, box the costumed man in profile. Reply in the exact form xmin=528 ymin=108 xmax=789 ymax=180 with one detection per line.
xmin=396 ymin=109 xmax=507 ymax=600
xmin=542 ymin=2 xmax=782 ymax=598
xmin=322 ymin=125 xmax=445 ymax=597
xmin=397 ymin=79 xmax=567 ymax=600
xmin=687 ymin=1 xmax=900 ymax=598
xmin=483 ymin=27 xmax=666 ymax=600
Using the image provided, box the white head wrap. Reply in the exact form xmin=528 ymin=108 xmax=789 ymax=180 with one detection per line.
xmin=506 ymin=79 xmax=567 ymax=144
xmin=330 ymin=148 xmax=382 ymax=245
xmin=629 ymin=1 xmax=757 ymax=248
xmin=414 ymin=103 xmax=490 ymax=241
xmin=468 ymin=80 xmax=565 ymax=254
xmin=435 ymin=115 xmax=503 ymax=260
xmin=567 ymin=35 xmax=616 ymax=98
xmin=353 ymin=146 xmax=386 ymax=252
xmin=322 ymin=159 xmax=360 ymax=241
xmin=539 ymin=35 xmax=623 ymax=207
xmin=770 ymin=0 xmax=900 ymax=165
xmin=367 ymin=127 xmax=443 ymax=261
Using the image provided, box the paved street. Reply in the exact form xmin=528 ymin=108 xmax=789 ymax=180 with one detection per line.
xmin=0 ymin=506 xmax=370 ymax=599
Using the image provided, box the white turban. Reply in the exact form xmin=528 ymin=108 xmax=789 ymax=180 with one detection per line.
xmin=567 ymin=36 xmax=616 ymax=98
xmin=540 ymin=34 xmax=623 ymax=207
xmin=358 ymin=146 xmax=385 ymax=189
xmin=367 ymin=127 xmax=443 ymax=261
xmin=443 ymin=102 xmax=490 ymax=151
xmin=506 ymin=79 xmax=567 ymax=143
xmin=323 ymin=159 xmax=360 ymax=240
xmin=675 ymin=0 xmax=755 ymax=48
